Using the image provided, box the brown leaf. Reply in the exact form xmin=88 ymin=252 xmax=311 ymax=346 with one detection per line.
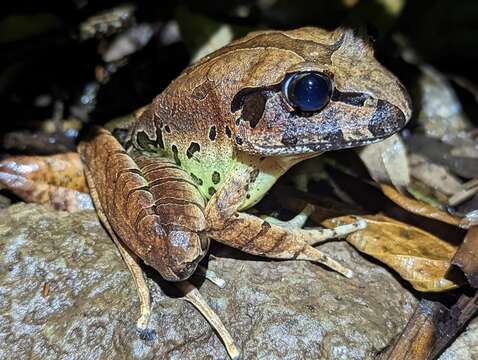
xmin=0 ymin=153 xmax=92 ymax=211
xmin=452 ymin=226 xmax=478 ymax=287
xmin=378 ymin=293 xmax=478 ymax=360
xmin=0 ymin=153 xmax=87 ymax=191
xmin=376 ymin=299 xmax=446 ymax=360
xmin=322 ymin=214 xmax=461 ymax=291
xmin=381 ymin=184 xmax=463 ymax=227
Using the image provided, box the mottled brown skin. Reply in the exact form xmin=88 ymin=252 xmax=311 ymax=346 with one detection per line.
xmin=79 ymin=27 xmax=411 ymax=284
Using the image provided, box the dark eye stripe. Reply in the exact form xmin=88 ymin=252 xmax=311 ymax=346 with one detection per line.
xmin=331 ymin=90 xmax=370 ymax=106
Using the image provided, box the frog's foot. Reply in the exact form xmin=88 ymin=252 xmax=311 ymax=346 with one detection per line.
xmin=177 ymin=281 xmax=240 ymax=360
xmin=0 ymin=153 xmax=92 ymax=211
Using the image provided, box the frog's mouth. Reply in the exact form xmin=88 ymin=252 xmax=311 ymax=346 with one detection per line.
xmin=251 ymin=132 xmax=398 ymax=156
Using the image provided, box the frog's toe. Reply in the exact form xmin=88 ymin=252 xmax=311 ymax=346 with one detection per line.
xmin=261 ymin=204 xmax=315 ymax=229
xmin=297 ymin=218 xmax=368 ymax=246
xmin=296 ymin=245 xmax=354 ymax=278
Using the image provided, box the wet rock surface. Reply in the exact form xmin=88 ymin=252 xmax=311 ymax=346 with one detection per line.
xmin=0 ymin=203 xmax=417 ymax=359
xmin=439 ymin=317 xmax=478 ymax=360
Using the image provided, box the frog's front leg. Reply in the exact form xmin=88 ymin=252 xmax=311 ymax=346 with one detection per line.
xmin=205 ymin=167 xmax=362 ymax=278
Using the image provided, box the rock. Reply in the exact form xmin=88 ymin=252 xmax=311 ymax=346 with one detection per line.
xmin=0 ymin=193 xmax=11 ymax=209
xmin=0 ymin=203 xmax=417 ymax=359
xmin=439 ymin=317 xmax=478 ymax=360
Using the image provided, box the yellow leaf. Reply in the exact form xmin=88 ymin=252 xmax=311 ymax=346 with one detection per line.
xmin=381 ymin=184 xmax=463 ymax=227
xmin=323 ymin=214 xmax=461 ymax=292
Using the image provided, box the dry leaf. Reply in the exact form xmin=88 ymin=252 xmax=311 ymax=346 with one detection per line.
xmin=409 ymin=153 xmax=463 ymax=196
xmin=381 ymin=184 xmax=463 ymax=227
xmin=360 ymin=134 xmax=410 ymax=191
xmin=414 ymin=65 xmax=472 ymax=140
xmin=452 ymin=226 xmax=478 ymax=288
xmin=378 ymin=293 xmax=478 ymax=360
xmin=0 ymin=153 xmax=92 ymax=211
xmin=322 ymin=214 xmax=460 ymax=291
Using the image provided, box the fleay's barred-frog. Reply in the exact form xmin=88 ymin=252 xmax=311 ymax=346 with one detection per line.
xmin=2 ymin=27 xmax=412 ymax=357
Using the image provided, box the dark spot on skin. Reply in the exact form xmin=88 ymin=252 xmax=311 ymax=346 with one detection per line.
xmin=368 ymin=100 xmax=406 ymax=137
xmin=156 ymin=126 xmax=164 ymax=149
xmin=136 ymin=131 xmax=155 ymax=150
xmin=281 ymin=133 xmax=298 ymax=146
xmin=250 ymin=169 xmax=260 ymax=183
xmin=246 ymin=194 xmax=251 ymax=199
xmin=259 ymin=157 xmax=266 ymax=161
xmin=138 ymin=328 xmax=157 ymax=341
xmin=331 ymin=90 xmax=369 ymax=106
xmin=172 ymin=145 xmax=181 ymax=166
xmin=246 ymin=221 xmax=271 ymax=246
xmin=164 ymin=125 xmax=171 ymax=133
xmin=235 ymin=118 xmax=241 ymax=125
xmin=208 ymin=126 xmax=217 ymax=141
xmin=212 ymin=171 xmax=220 ymax=184
xmin=236 ymin=136 xmax=243 ymax=145
xmin=322 ymin=128 xmax=345 ymax=143
xmin=242 ymin=92 xmax=266 ymax=128
xmin=208 ymin=187 xmax=216 ymax=196
xmin=186 ymin=142 xmax=200 ymax=159
xmin=225 ymin=126 xmax=232 ymax=138
xmin=190 ymin=173 xmax=203 ymax=186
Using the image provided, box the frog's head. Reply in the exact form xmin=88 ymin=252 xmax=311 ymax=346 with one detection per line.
xmin=222 ymin=27 xmax=412 ymax=156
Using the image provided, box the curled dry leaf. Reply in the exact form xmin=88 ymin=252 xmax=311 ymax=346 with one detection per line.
xmin=381 ymin=184 xmax=463 ymax=227
xmin=0 ymin=153 xmax=92 ymax=211
xmin=359 ymin=134 xmax=410 ymax=191
xmin=322 ymin=214 xmax=461 ymax=292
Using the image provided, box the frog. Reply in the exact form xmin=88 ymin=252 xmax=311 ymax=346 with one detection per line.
xmin=0 ymin=27 xmax=411 ymax=355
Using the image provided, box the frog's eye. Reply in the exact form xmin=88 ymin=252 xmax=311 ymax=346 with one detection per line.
xmin=282 ymin=72 xmax=332 ymax=112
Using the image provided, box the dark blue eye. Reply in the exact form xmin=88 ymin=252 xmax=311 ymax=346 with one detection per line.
xmin=282 ymin=72 xmax=332 ymax=112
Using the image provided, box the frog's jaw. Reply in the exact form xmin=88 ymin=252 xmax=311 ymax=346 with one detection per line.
xmin=234 ymin=92 xmax=407 ymax=157
xmin=242 ymin=130 xmax=399 ymax=156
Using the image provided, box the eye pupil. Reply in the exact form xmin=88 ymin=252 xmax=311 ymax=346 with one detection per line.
xmin=284 ymin=72 xmax=332 ymax=112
